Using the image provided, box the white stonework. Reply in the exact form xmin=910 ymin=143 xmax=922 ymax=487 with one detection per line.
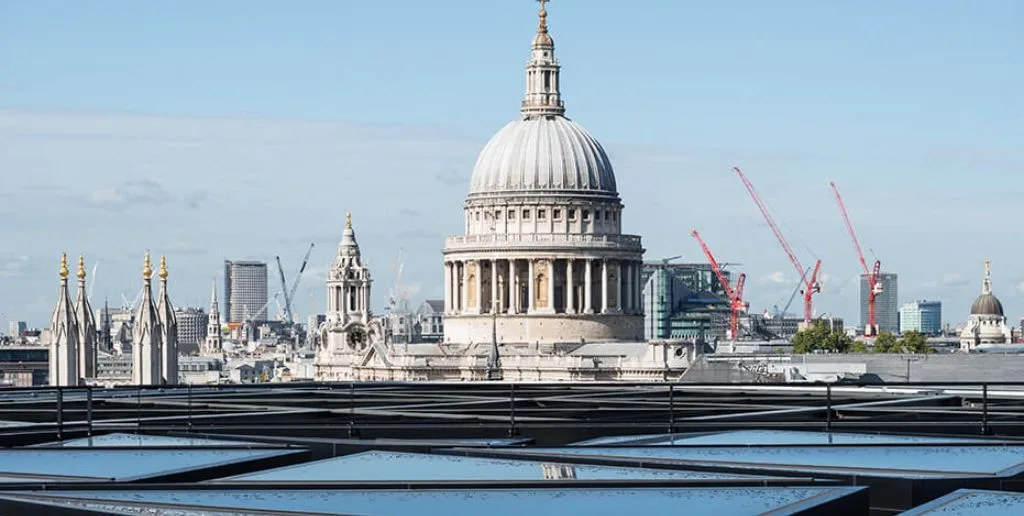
xmin=312 ymin=3 xmax=696 ymax=381
xmin=50 ymin=254 xmax=81 ymax=386
xmin=73 ymin=255 xmax=98 ymax=380
xmin=315 ymin=213 xmax=387 ymax=381
xmin=132 ymin=253 xmax=163 ymax=385
xmin=960 ymin=261 xmax=1013 ymax=352
xmin=202 ymin=280 xmax=224 ymax=355
xmin=442 ymin=1 xmax=644 ymax=346
xmin=156 ymin=256 xmax=179 ymax=385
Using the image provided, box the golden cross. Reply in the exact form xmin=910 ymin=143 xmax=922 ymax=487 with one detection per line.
xmin=537 ymin=0 xmax=548 ymax=9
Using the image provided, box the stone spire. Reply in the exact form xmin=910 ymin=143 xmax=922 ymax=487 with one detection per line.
xmin=132 ymin=252 xmax=163 ymax=385
xmin=486 ymin=310 xmax=502 ymax=380
xmin=982 ymin=260 xmax=992 ymax=295
xmin=50 ymin=253 xmax=81 ymax=386
xmin=156 ymin=256 xmax=178 ymax=384
xmin=339 ymin=211 xmax=360 ymax=256
xmin=203 ymin=278 xmax=223 ymax=355
xmin=521 ymin=0 xmax=565 ymax=117
xmin=73 ymin=255 xmax=97 ymax=379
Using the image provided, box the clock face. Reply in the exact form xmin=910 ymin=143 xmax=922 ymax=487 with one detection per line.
xmin=348 ymin=328 xmax=366 ymax=348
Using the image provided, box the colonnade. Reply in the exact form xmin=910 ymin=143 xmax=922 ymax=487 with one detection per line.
xmin=444 ymin=257 xmax=642 ymax=316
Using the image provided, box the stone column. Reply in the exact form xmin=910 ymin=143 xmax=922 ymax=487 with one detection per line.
xmin=624 ymin=261 xmax=633 ymax=313
xmin=490 ymin=258 xmax=498 ymax=314
xmin=509 ymin=259 xmax=518 ymax=314
xmin=474 ymin=261 xmax=482 ymax=313
xmin=566 ymin=259 xmax=575 ymax=314
xmin=546 ymin=259 xmax=556 ymax=314
xmin=584 ymin=259 xmax=593 ymax=314
xmin=615 ymin=261 xmax=623 ymax=313
xmin=601 ymin=259 xmax=609 ymax=313
xmin=462 ymin=262 xmax=470 ymax=313
xmin=630 ymin=262 xmax=638 ymax=315
xmin=527 ymin=259 xmax=535 ymax=314
xmin=443 ymin=262 xmax=452 ymax=313
xmin=497 ymin=260 xmax=505 ymax=313
xmin=340 ymin=284 xmax=347 ymax=319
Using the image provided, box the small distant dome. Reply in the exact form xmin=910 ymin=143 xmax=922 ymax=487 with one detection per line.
xmin=468 ymin=116 xmax=617 ymax=198
xmin=533 ymin=32 xmax=553 ymax=47
xmin=970 ymin=293 xmax=1004 ymax=316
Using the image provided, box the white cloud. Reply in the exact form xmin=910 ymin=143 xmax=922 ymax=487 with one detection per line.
xmin=759 ymin=271 xmax=787 ymax=285
xmin=0 ymin=255 xmax=31 ymax=278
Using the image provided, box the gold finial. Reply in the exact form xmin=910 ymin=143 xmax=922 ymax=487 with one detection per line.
xmin=345 ymin=211 xmax=352 ymax=229
xmin=537 ymin=0 xmax=549 ymax=32
xmin=77 ymin=255 xmax=86 ymax=280
xmin=159 ymin=255 xmax=168 ymax=280
xmin=59 ymin=253 xmax=69 ymax=280
xmin=143 ymin=251 xmax=152 ymax=280
xmin=984 ymin=260 xmax=991 ymax=277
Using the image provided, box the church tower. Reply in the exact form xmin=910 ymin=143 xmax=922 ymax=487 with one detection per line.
xmin=73 ymin=255 xmax=97 ymax=379
xmin=203 ymin=279 xmax=223 ymax=355
xmin=323 ymin=212 xmax=373 ymax=354
xmin=156 ymin=256 xmax=178 ymax=385
xmin=132 ymin=252 xmax=163 ymax=385
xmin=49 ymin=253 xmax=80 ymax=386
xmin=327 ymin=212 xmax=372 ymax=327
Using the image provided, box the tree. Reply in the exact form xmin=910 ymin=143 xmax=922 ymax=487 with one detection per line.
xmin=898 ymin=331 xmax=932 ymax=354
xmin=873 ymin=332 xmax=898 ymax=353
xmin=872 ymin=330 xmax=933 ymax=354
xmin=792 ymin=320 xmax=854 ymax=354
xmin=850 ymin=340 xmax=869 ymax=353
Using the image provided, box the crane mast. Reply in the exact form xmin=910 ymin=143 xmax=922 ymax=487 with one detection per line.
xmin=830 ymin=182 xmax=882 ymax=336
xmin=732 ymin=166 xmax=821 ymax=325
xmin=274 ymin=256 xmax=291 ymax=322
xmin=275 ymin=243 xmax=316 ymax=325
xmin=692 ymin=230 xmax=748 ymax=340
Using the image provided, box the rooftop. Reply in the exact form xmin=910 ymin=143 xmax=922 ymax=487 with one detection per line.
xmin=1 ymin=381 xmax=1023 ymax=514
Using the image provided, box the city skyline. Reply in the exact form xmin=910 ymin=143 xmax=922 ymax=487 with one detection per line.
xmin=1 ymin=0 xmax=1020 ymax=327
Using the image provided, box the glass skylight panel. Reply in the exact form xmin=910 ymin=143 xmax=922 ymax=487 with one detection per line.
xmin=0 ymin=486 xmax=867 ymax=516
xmin=35 ymin=433 xmax=265 ymax=448
xmin=902 ymin=489 xmax=1024 ymax=515
xmin=0 ymin=449 xmax=298 ymax=481
xmin=572 ymin=430 xmax=1001 ymax=447
xmin=224 ymin=451 xmax=768 ymax=482
xmin=488 ymin=445 xmax=1024 ymax=478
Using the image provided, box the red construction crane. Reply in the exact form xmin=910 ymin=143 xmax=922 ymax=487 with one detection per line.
xmin=732 ymin=166 xmax=821 ymax=326
xmin=830 ymin=182 xmax=882 ymax=337
xmin=691 ymin=230 xmax=748 ymax=340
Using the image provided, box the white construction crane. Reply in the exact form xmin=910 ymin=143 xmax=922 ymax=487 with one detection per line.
xmin=87 ymin=262 xmax=98 ymax=304
xmin=275 ymin=243 xmax=315 ymax=324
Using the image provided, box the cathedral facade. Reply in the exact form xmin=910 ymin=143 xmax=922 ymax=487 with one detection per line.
xmin=314 ymin=3 xmax=693 ymax=381
xmin=960 ymin=261 xmax=1013 ymax=351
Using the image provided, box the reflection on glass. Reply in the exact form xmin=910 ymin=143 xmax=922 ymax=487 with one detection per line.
xmin=541 ymin=463 xmax=576 ymax=480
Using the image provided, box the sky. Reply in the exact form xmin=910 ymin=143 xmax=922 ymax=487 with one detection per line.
xmin=0 ymin=0 xmax=1021 ymax=329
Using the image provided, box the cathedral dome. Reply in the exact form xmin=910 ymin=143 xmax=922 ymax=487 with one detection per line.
xmin=970 ymin=261 xmax=1004 ymax=317
xmin=468 ymin=116 xmax=617 ymax=198
xmin=970 ymin=293 xmax=1003 ymax=316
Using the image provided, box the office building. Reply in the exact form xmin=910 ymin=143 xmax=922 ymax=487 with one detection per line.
xmin=7 ymin=321 xmax=26 ymax=339
xmin=415 ymin=300 xmax=445 ymax=343
xmin=174 ymin=307 xmax=208 ymax=352
xmin=641 ymin=262 xmax=731 ymax=341
xmin=899 ymin=300 xmax=942 ymax=335
xmin=224 ymin=261 xmax=268 ymax=323
xmin=862 ymin=272 xmax=898 ymax=334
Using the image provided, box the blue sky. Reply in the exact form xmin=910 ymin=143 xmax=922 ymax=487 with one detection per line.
xmin=0 ymin=0 xmax=1021 ymax=329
